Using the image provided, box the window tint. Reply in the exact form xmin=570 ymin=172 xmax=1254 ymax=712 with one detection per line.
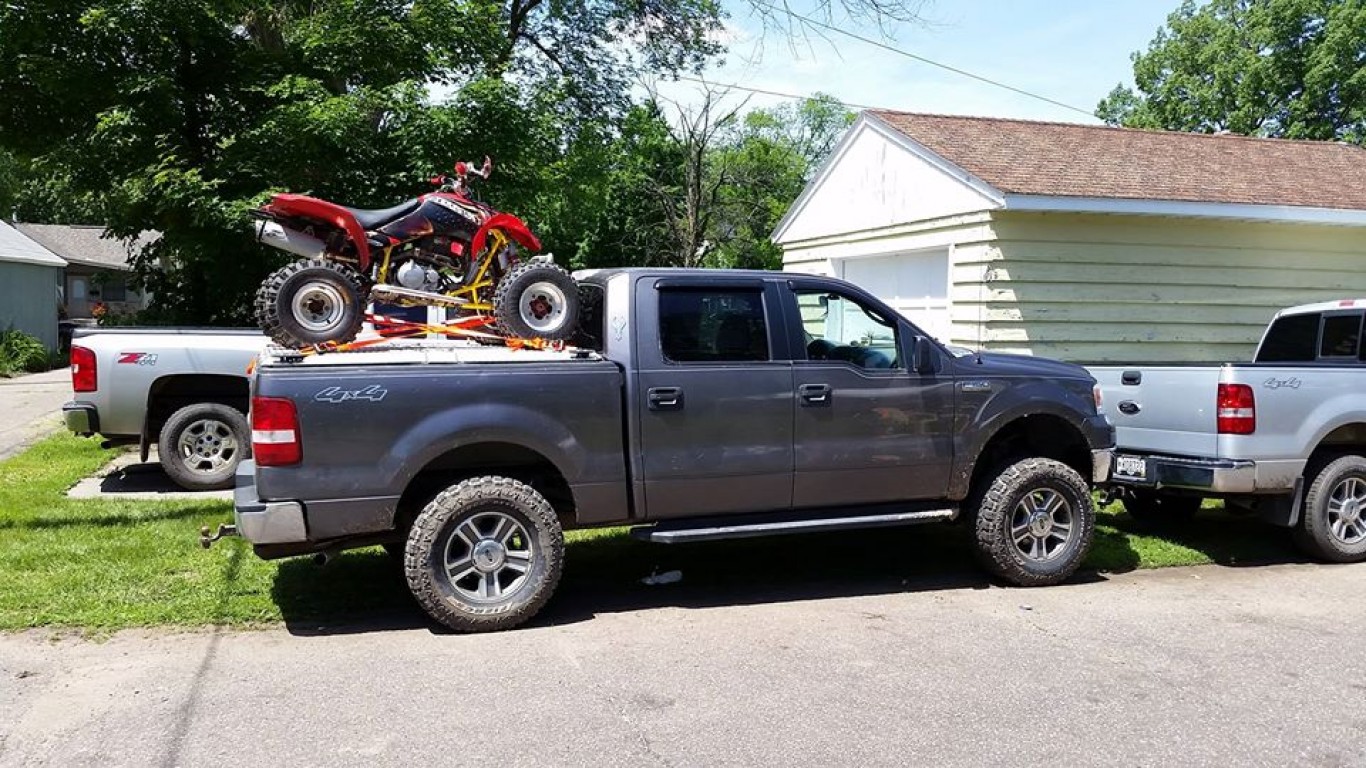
xmin=659 ymin=288 xmax=769 ymax=362
xmin=1320 ymin=314 xmax=1362 ymax=359
xmin=796 ymin=289 xmax=901 ymax=370
xmin=1257 ymin=313 xmax=1320 ymax=363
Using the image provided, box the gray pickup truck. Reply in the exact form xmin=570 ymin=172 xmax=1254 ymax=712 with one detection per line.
xmin=1090 ymin=299 xmax=1366 ymax=564
xmin=230 ymin=268 xmax=1114 ymax=632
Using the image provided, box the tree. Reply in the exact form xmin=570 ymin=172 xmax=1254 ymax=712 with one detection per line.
xmin=1096 ymin=0 xmax=1366 ymax=143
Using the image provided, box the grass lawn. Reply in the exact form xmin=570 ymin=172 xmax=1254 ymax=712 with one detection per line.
xmin=0 ymin=433 xmax=1302 ymax=631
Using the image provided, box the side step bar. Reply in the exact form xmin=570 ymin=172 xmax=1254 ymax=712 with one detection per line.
xmin=632 ymin=507 xmax=957 ymax=544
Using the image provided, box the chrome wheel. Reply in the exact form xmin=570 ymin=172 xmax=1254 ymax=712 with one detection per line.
xmin=1011 ymin=488 xmax=1076 ymax=563
xmin=1327 ymin=476 xmax=1366 ymax=545
xmin=291 ymin=281 xmax=347 ymax=333
xmin=443 ymin=510 xmax=535 ymax=604
xmin=176 ymin=418 xmax=239 ymax=474
xmin=517 ymin=281 xmax=569 ymax=334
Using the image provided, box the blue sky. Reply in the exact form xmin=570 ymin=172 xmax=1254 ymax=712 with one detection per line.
xmin=654 ymin=0 xmax=1178 ymax=124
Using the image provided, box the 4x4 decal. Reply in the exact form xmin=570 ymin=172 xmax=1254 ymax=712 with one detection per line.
xmin=314 ymin=384 xmax=389 ymax=403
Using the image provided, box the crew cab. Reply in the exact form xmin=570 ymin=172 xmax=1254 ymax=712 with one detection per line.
xmin=64 ymin=328 xmax=268 ymax=490
xmin=1090 ymin=300 xmax=1366 ymax=563
xmin=230 ymin=269 xmax=1114 ymax=632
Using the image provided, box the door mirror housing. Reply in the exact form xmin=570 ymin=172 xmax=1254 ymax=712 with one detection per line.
xmin=913 ymin=336 xmax=937 ymax=374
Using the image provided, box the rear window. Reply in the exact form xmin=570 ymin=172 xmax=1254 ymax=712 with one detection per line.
xmin=1320 ymin=313 xmax=1363 ymax=359
xmin=659 ymin=288 xmax=770 ymax=362
xmin=1257 ymin=313 xmax=1320 ymax=363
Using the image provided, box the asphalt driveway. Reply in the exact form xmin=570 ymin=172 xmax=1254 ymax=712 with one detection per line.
xmin=0 ymin=368 xmax=70 ymax=461
xmin=1 ymin=562 xmax=1363 ymax=767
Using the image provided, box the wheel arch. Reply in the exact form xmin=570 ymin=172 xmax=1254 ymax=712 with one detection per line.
xmin=145 ymin=373 xmax=250 ymax=445
xmin=394 ymin=441 xmax=576 ymax=536
xmin=955 ymin=412 xmax=1093 ymax=500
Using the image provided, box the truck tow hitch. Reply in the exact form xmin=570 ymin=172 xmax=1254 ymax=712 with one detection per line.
xmin=199 ymin=524 xmax=238 ymax=549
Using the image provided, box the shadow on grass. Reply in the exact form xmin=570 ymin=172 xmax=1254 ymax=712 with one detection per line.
xmin=270 ymin=523 xmax=1115 ymax=637
xmin=1095 ymin=504 xmax=1308 ymax=573
xmin=0 ymin=503 xmax=220 ymax=531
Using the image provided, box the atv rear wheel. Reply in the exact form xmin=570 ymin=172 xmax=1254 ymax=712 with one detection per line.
xmin=493 ymin=262 xmax=579 ymax=341
xmin=256 ymin=259 xmax=367 ymax=348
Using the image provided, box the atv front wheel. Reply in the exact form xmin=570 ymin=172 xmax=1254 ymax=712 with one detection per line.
xmin=493 ymin=262 xmax=579 ymax=341
xmin=255 ymin=259 xmax=367 ymax=348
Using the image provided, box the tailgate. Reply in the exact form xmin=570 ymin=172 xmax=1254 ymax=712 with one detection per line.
xmin=1088 ymin=366 xmax=1221 ymax=457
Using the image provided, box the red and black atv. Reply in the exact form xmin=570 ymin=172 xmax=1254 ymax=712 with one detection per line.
xmin=251 ymin=157 xmax=578 ymax=348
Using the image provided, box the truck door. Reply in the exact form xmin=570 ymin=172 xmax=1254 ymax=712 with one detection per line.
xmin=635 ymin=278 xmax=795 ymax=519
xmin=784 ymin=280 xmax=956 ymax=507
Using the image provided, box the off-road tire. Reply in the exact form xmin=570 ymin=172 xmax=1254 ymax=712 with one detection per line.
xmin=404 ymin=476 xmax=565 ymax=632
xmin=255 ymin=259 xmax=367 ymax=348
xmin=969 ymin=458 xmax=1095 ymax=586
xmin=158 ymin=403 xmax=250 ymax=491
xmin=492 ymin=262 xmax=580 ymax=341
xmin=1293 ymin=454 xmax=1366 ymax=563
xmin=1122 ymin=490 xmax=1201 ymax=528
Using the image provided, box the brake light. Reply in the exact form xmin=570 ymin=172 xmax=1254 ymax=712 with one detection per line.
xmin=251 ymin=396 xmax=301 ymax=466
xmin=1217 ymin=383 xmax=1255 ymax=435
xmin=71 ymin=346 xmax=96 ymax=392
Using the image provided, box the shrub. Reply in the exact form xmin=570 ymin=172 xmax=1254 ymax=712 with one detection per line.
xmin=0 ymin=328 xmax=51 ymax=375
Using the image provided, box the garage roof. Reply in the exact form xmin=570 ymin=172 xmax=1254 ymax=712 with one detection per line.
xmin=868 ymin=111 xmax=1366 ymax=212
xmin=0 ymin=220 xmax=66 ymax=268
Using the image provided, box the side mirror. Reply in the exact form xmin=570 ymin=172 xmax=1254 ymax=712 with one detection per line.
xmin=913 ymin=336 xmax=936 ymax=374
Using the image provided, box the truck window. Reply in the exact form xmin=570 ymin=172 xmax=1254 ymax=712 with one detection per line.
xmin=659 ymin=288 xmax=769 ymax=362
xmin=1319 ymin=313 xmax=1363 ymax=359
xmin=1257 ymin=313 xmax=1320 ymax=363
xmin=796 ymin=289 xmax=901 ymax=370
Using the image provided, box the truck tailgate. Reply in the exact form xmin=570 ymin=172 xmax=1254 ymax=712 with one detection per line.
xmin=1088 ymin=365 xmax=1221 ymax=457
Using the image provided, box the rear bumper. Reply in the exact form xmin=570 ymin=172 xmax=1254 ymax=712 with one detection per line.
xmin=233 ymin=460 xmax=308 ymax=544
xmin=62 ymin=401 xmax=99 ymax=436
xmin=1111 ymin=454 xmax=1257 ymax=494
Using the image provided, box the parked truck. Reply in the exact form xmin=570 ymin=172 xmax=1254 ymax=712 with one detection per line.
xmin=228 ymin=268 xmax=1115 ymax=632
xmin=1090 ymin=299 xmax=1366 ymax=564
xmin=63 ymin=328 xmax=269 ymax=490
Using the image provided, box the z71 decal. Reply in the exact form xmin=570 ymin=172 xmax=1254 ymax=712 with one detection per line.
xmin=117 ymin=352 xmax=158 ymax=366
xmin=314 ymin=384 xmax=389 ymax=404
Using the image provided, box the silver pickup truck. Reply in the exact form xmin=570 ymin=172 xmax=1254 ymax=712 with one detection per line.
xmin=63 ymin=328 xmax=268 ymax=490
xmin=1090 ymin=300 xmax=1366 ymax=563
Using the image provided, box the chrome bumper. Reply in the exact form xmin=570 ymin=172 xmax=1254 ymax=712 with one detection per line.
xmin=1110 ymin=454 xmax=1257 ymax=494
xmin=233 ymin=460 xmax=308 ymax=544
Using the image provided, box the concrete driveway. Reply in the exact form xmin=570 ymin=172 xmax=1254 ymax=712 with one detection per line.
xmin=1 ymin=562 xmax=1363 ymax=767
xmin=0 ymin=368 xmax=70 ymax=461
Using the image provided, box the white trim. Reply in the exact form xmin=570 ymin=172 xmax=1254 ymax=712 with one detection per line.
xmin=1002 ymin=194 xmax=1366 ymax=226
xmin=771 ymin=114 xmax=1004 ymax=245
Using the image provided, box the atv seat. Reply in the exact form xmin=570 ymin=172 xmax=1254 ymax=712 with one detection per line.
xmin=344 ymin=199 xmax=422 ymax=230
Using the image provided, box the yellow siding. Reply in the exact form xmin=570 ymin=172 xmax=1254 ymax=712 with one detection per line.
xmin=951 ymin=212 xmax=1366 ymax=363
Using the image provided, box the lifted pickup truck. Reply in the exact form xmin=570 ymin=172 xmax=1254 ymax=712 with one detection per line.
xmin=64 ymin=328 xmax=268 ymax=490
xmin=1090 ymin=300 xmax=1366 ymax=563
xmin=231 ymin=269 xmax=1114 ymax=632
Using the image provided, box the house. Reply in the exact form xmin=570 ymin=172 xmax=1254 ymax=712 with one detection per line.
xmin=773 ymin=111 xmax=1366 ymax=363
xmin=0 ymin=220 xmax=65 ymax=349
xmin=16 ymin=224 xmax=152 ymax=320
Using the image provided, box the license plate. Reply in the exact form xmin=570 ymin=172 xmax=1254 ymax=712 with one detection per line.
xmin=1115 ymin=455 xmax=1147 ymax=480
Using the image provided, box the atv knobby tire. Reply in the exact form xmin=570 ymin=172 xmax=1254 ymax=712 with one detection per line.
xmin=255 ymin=259 xmax=367 ymax=348
xmin=404 ymin=476 xmax=565 ymax=633
xmin=969 ymin=457 xmax=1095 ymax=586
xmin=493 ymin=262 xmax=579 ymax=341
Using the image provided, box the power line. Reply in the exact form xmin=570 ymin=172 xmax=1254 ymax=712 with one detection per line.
xmin=749 ymin=0 xmax=1096 ymax=118
xmin=668 ymin=74 xmax=882 ymax=110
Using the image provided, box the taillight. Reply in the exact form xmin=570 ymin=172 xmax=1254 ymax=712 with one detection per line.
xmin=71 ymin=346 xmax=97 ymax=392
xmin=1217 ymin=383 xmax=1255 ymax=435
xmin=1092 ymin=383 xmax=1104 ymax=412
xmin=251 ymin=396 xmax=301 ymax=466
